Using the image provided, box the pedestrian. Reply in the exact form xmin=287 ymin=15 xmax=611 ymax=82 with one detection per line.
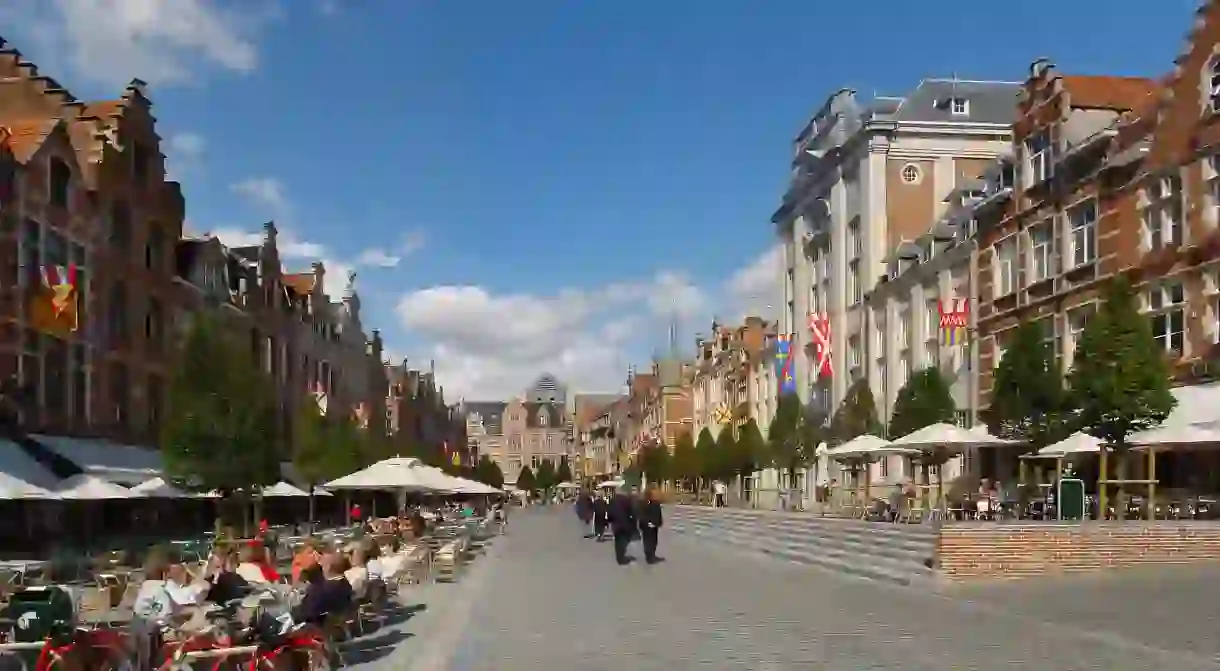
xmin=607 ymin=485 xmax=637 ymax=565
xmin=639 ymin=487 xmax=663 ymax=564
xmin=575 ymin=489 xmax=594 ymax=537
xmin=592 ymin=492 xmax=609 ymax=541
xmin=713 ymin=480 xmax=727 ymax=508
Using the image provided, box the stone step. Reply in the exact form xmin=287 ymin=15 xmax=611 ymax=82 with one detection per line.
xmin=672 ymin=520 xmax=934 ymax=565
xmin=670 ymin=522 xmax=937 ymax=588
xmin=672 ymin=512 xmax=939 ymax=545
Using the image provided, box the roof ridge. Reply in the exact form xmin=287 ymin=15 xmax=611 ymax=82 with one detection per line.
xmin=924 ymin=77 xmax=1023 ymax=85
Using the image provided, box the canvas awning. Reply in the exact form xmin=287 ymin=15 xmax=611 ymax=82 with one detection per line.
xmin=31 ymin=435 xmax=161 ymax=485
xmin=54 ymin=474 xmax=134 ymax=500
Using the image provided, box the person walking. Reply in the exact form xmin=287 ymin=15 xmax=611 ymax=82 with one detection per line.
xmin=639 ymin=487 xmax=664 ymax=564
xmin=592 ymin=492 xmax=609 ymax=541
xmin=607 ymin=485 xmax=637 ymax=565
xmin=713 ymin=480 xmax=727 ymax=508
xmin=575 ymin=489 xmax=594 ymax=537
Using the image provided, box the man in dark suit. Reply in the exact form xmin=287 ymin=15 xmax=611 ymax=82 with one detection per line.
xmin=575 ymin=490 xmax=594 ymax=537
xmin=592 ymin=493 xmax=609 ymax=541
xmin=606 ymin=486 xmax=637 ymax=565
xmin=638 ymin=487 xmax=664 ymax=564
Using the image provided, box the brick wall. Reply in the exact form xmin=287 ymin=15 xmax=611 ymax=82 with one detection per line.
xmin=938 ymin=522 xmax=1220 ymax=581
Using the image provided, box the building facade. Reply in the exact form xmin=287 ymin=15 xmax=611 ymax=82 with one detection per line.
xmin=464 ymin=374 xmax=574 ymax=485
xmin=628 ymin=359 xmax=694 ymax=459
xmin=387 ymin=361 xmax=464 ymax=463
xmin=691 ymin=317 xmax=775 ymax=442
xmin=773 ymin=80 xmax=1018 ymax=418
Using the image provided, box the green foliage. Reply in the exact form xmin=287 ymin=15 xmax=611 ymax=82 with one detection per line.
xmin=767 ymin=393 xmax=827 ymax=488
xmin=1067 ymin=277 xmax=1176 ymax=448
xmin=695 ymin=427 xmax=717 ymax=481
xmin=710 ymin=427 xmax=737 ymax=482
xmin=535 ymin=458 xmax=557 ymax=491
xmin=473 ymin=455 xmax=505 ymax=489
xmin=888 ymin=367 xmax=956 ymax=441
xmin=637 ymin=442 xmax=671 ymax=484
xmin=830 ymin=379 xmax=884 ymax=444
xmin=515 ymin=465 xmax=536 ymax=491
xmin=293 ymin=401 xmax=366 ymax=487
xmin=161 ymin=314 xmax=280 ymax=494
xmin=556 ymin=456 xmax=573 ymax=484
xmin=669 ymin=431 xmax=699 ymax=487
xmin=985 ymin=320 xmax=1071 ymax=449
xmin=733 ymin=419 xmax=764 ymax=480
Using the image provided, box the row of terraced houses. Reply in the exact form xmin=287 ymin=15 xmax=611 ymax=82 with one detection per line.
xmin=566 ymin=2 xmax=1220 ymax=506
xmin=0 ymin=38 xmax=464 ymax=479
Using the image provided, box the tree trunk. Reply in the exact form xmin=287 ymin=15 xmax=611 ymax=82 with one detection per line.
xmin=1115 ymin=448 xmax=1128 ymax=522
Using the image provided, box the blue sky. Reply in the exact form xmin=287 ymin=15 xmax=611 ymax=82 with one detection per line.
xmin=2 ymin=0 xmax=1198 ymax=399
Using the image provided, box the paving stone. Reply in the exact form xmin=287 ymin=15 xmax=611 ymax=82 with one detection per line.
xmin=430 ymin=508 xmax=1220 ymax=670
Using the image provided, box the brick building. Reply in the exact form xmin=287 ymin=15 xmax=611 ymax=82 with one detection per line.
xmin=0 ymin=44 xmax=182 ymax=454
xmin=387 ymin=360 xmax=464 ymax=463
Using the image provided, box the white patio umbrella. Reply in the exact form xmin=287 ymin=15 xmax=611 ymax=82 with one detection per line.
xmin=599 ymin=479 xmax=625 ymax=489
xmin=131 ymin=477 xmax=192 ymax=498
xmin=825 ymin=434 xmax=917 ymax=505
xmin=324 ymin=457 xmax=451 ymax=492
xmin=55 ymin=474 xmax=133 ymax=500
xmin=555 ymin=481 xmax=579 ymax=490
xmin=1037 ymin=432 xmax=1104 ymax=456
xmin=0 ymin=473 xmax=59 ymax=500
xmin=261 ymin=481 xmax=311 ymax=498
xmin=1130 ymin=421 xmax=1220 ymax=448
xmin=890 ymin=423 xmax=1015 ymax=510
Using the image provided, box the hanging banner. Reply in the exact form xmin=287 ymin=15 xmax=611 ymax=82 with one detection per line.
xmin=29 ymin=264 xmax=79 ymax=338
xmin=775 ymin=334 xmax=796 ymax=395
xmin=938 ymin=298 xmax=970 ymax=346
xmin=808 ymin=312 xmax=833 ymax=378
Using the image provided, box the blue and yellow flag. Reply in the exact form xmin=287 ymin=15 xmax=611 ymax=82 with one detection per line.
xmin=775 ymin=334 xmax=796 ymax=395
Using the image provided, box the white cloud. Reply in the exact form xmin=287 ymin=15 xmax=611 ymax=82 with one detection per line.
xmin=725 ymin=244 xmax=783 ymax=322
xmin=232 ymin=177 xmax=290 ymax=217
xmin=400 ymin=229 xmax=427 ymax=255
xmin=355 ymin=248 xmax=400 ymax=268
xmin=164 ymin=131 xmax=205 ymax=179
xmin=6 ymin=0 xmax=263 ymax=87
xmin=393 ymin=249 xmax=784 ymax=401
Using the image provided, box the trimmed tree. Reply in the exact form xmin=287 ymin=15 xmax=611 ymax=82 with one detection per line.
xmin=515 ymin=465 xmax=536 ymax=492
xmin=637 ymin=442 xmax=671 ymax=487
xmin=162 ymin=315 xmax=281 ymax=531
xmin=1067 ymin=277 xmax=1176 ymax=519
xmin=712 ymin=427 xmax=737 ymax=485
xmin=985 ymin=320 xmax=1071 ymax=450
xmin=556 ymin=456 xmax=573 ymax=484
xmin=830 ymin=378 xmax=884 ymax=444
xmin=670 ymin=431 xmax=699 ymax=491
xmin=889 ymin=367 xmax=957 ymax=490
xmin=694 ymin=427 xmax=717 ymax=491
xmin=473 ymin=455 xmax=505 ymax=489
xmin=733 ymin=418 xmax=765 ymax=486
xmin=294 ymin=401 xmax=366 ymax=524
xmin=535 ymin=458 xmax=557 ymax=493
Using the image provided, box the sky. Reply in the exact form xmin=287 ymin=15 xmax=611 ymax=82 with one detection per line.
xmin=0 ymin=0 xmax=1200 ymax=401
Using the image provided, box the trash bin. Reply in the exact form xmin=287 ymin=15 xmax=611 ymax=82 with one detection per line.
xmin=1058 ymin=478 xmax=1086 ymax=520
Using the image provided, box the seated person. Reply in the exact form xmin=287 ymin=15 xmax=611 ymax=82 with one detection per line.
xmin=364 ymin=544 xmax=385 ymax=582
xmin=203 ymin=549 xmax=250 ymax=606
xmin=235 ymin=544 xmax=272 ymax=584
xmin=344 ymin=546 xmax=370 ymax=598
xmin=290 ymin=540 xmax=323 ymax=584
xmin=134 ymin=549 xmax=208 ymax=622
xmin=291 ymin=554 xmax=354 ymax=626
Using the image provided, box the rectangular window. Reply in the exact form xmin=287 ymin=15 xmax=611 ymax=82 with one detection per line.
xmin=1068 ymin=199 xmax=1098 ymax=267
xmin=1143 ymin=175 xmax=1184 ymax=250
xmin=109 ymin=282 xmax=128 ymax=343
xmin=21 ymin=330 xmax=42 ymax=425
xmin=848 ymin=261 xmax=861 ymax=305
xmin=924 ymin=299 xmax=938 ymax=343
xmin=111 ymin=361 xmax=129 ymax=429
xmin=1028 ymin=221 xmax=1055 ymax=282
xmin=1148 ymin=282 xmax=1186 ymax=355
xmin=1025 ymin=132 xmax=1052 ymax=185
xmin=993 ymin=238 xmax=1017 ymax=296
xmin=1210 ymin=58 xmax=1220 ymax=113
xmin=847 ymin=335 xmax=861 ymax=372
xmin=1065 ymin=305 xmax=1095 ymax=371
xmin=147 ymin=374 xmax=163 ymax=436
xmin=19 ymin=219 xmax=40 ymax=287
xmin=48 ymin=159 xmax=71 ymax=208
xmin=145 ymin=226 xmax=164 ymax=271
xmin=897 ymin=307 xmax=910 ymax=348
xmin=847 ymin=218 xmax=861 ymax=260
xmin=951 ymin=98 xmax=969 ymax=115
xmin=110 ymin=201 xmax=131 ymax=251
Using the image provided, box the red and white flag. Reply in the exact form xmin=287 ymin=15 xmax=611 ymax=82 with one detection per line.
xmin=808 ymin=312 xmax=833 ymax=379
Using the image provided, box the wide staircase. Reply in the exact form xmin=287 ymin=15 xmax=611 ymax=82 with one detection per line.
xmin=669 ymin=506 xmax=940 ymax=588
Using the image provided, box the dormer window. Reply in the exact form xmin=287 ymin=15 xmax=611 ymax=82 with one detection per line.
xmin=537 ymin=410 xmax=548 ymax=426
xmin=1025 ymin=133 xmax=1053 ymax=186
xmin=1208 ymin=56 xmax=1220 ymax=113
xmin=950 ymin=98 xmax=969 ymax=116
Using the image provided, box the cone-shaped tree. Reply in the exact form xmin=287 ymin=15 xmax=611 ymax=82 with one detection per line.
xmin=830 ymin=378 xmax=884 ymax=444
xmin=888 ymin=367 xmax=957 ymax=440
xmin=985 ymin=320 xmax=1071 ymax=450
xmin=556 ymin=456 xmax=573 ymax=484
xmin=515 ymin=465 xmax=536 ymax=491
xmin=1067 ymin=277 xmax=1176 ymax=518
xmin=638 ymin=442 xmax=671 ymax=485
xmin=695 ymin=427 xmax=717 ymax=486
xmin=670 ymin=431 xmax=699 ymax=490
xmin=473 ymin=455 xmax=505 ymax=489
xmin=766 ymin=393 xmax=802 ymax=474
xmin=712 ymin=427 xmax=737 ymax=483
xmin=535 ymin=458 xmax=557 ymax=492
xmin=734 ymin=419 xmax=765 ymax=482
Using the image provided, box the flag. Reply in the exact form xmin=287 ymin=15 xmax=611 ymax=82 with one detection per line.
xmin=808 ymin=313 xmax=833 ymax=378
xmin=938 ymin=298 xmax=970 ymax=347
xmin=775 ymin=334 xmax=796 ymax=395
xmin=29 ymin=264 xmax=78 ymax=337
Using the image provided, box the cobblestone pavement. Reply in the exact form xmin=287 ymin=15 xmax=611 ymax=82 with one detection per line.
xmin=424 ymin=508 xmax=1220 ymax=670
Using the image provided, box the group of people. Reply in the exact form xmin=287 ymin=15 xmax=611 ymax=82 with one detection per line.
xmin=574 ymin=486 xmax=664 ymax=565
